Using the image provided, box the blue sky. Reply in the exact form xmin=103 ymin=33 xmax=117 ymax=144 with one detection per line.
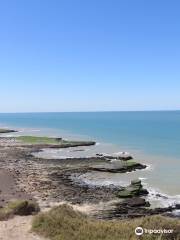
xmin=0 ymin=0 xmax=180 ymax=112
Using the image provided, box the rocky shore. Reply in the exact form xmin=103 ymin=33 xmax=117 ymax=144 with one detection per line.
xmin=0 ymin=129 xmax=17 ymax=134
xmin=0 ymin=130 xmax=179 ymax=221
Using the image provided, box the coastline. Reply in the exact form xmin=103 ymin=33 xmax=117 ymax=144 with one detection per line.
xmin=1 ymin=125 xmax=180 ymax=209
xmin=0 ymin=126 xmax=180 ymax=220
xmin=0 ymin=126 xmax=180 ymax=239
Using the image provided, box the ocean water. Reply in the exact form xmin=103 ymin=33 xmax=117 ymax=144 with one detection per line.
xmin=0 ymin=111 xmax=180 ymax=206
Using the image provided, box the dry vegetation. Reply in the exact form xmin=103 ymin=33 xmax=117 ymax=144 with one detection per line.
xmin=32 ymin=204 xmax=180 ymax=240
xmin=0 ymin=200 xmax=40 ymax=221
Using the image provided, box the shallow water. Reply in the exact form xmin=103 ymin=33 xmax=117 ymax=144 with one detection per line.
xmin=34 ymin=143 xmax=180 ymax=205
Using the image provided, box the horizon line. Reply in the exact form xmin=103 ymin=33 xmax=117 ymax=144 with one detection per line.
xmin=0 ymin=109 xmax=180 ymax=114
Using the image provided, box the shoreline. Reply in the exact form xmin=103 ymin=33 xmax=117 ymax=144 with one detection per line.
xmin=34 ymin=145 xmax=180 ymax=205
xmin=1 ymin=124 xmax=180 ymax=197
xmin=0 ymin=128 xmax=179 ymax=221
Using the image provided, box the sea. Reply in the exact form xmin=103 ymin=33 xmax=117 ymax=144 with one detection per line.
xmin=0 ymin=111 xmax=180 ymax=209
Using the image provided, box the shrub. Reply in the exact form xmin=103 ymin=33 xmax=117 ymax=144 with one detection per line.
xmin=32 ymin=204 xmax=180 ymax=240
xmin=0 ymin=200 xmax=40 ymax=221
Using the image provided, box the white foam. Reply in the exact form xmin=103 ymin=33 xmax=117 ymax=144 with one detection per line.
xmin=73 ymin=173 xmax=129 ymax=187
xmin=147 ymin=187 xmax=180 ymax=208
xmin=173 ymin=210 xmax=180 ymax=216
xmin=139 ymin=177 xmax=147 ymax=180
xmin=141 ymin=164 xmax=152 ymax=171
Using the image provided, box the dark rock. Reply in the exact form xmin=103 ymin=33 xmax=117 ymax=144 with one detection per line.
xmin=105 ymin=152 xmax=133 ymax=161
xmin=114 ymin=206 xmax=128 ymax=214
xmin=140 ymin=188 xmax=149 ymax=195
xmin=56 ymin=138 xmax=62 ymax=141
xmin=90 ymin=161 xmax=146 ymax=173
xmin=8 ymin=200 xmax=40 ymax=216
xmin=117 ymin=180 xmax=149 ymax=198
xmin=131 ymin=179 xmax=142 ymax=186
xmin=0 ymin=129 xmax=17 ymax=134
xmin=99 ymin=202 xmax=179 ymax=220
xmin=175 ymin=204 xmax=180 ymax=209
xmin=156 ymin=193 xmax=168 ymax=199
xmin=122 ymin=197 xmax=150 ymax=207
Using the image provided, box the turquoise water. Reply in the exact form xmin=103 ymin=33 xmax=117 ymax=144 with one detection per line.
xmin=0 ymin=111 xmax=180 ymax=158
xmin=0 ymin=111 xmax=180 ymax=204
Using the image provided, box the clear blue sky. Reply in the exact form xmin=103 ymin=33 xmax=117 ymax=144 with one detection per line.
xmin=0 ymin=0 xmax=180 ymax=112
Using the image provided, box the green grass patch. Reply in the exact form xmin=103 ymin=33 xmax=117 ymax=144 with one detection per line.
xmin=122 ymin=160 xmax=138 ymax=167
xmin=17 ymin=136 xmax=95 ymax=147
xmin=0 ymin=200 xmax=40 ymax=221
xmin=32 ymin=204 xmax=180 ymax=240
xmin=17 ymin=136 xmax=61 ymax=145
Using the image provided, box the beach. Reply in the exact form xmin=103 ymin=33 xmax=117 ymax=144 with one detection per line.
xmin=0 ymin=127 xmax=180 ymax=218
xmin=0 ymin=113 xmax=180 ymax=239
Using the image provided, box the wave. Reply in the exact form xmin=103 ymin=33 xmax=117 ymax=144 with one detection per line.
xmin=73 ymin=173 xmax=180 ymax=214
xmin=146 ymin=187 xmax=180 ymax=209
xmin=95 ymin=142 xmax=100 ymax=146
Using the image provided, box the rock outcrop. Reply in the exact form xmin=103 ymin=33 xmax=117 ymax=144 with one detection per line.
xmin=117 ymin=179 xmax=149 ymax=198
xmin=0 ymin=129 xmax=17 ymax=134
xmin=90 ymin=161 xmax=146 ymax=173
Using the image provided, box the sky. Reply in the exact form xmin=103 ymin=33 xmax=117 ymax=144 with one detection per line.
xmin=0 ymin=0 xmax=180 ymax=112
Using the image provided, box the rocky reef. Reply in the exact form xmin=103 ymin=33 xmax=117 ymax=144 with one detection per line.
xmin=0 ymin=133 xmax=179 ymax=222
xmin=117 ymin=179 xmax=149 ymax=198
xmin=16 ymin=136 xmax=96 ymax=148
xmin=0 ymin=129 xmax=17 ymax=134
xmin=90 ymin=161 xmax=146 ymax=173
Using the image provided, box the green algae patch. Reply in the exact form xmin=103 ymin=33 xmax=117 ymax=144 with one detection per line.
xmin=17 ymin=136 xmax=61 ymax=144
xmin=117 ymin=179 xmax=149 ymax=198
xmin=123 ymin=160 xmax=138 ymax=167
xmin=16 ymin=136 xmax=96 ymax=147
xmin=116 ymin=189 xmax=134 ymax=198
